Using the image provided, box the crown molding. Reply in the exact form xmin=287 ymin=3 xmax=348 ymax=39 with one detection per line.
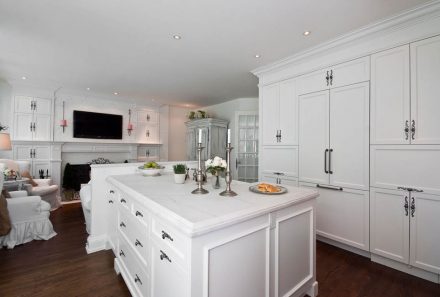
xmin=252 ymin=0 xmax=440 ymax=77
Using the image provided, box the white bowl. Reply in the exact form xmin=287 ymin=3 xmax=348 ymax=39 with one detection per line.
xmin=138 ymin=166 xmax=164 ymax=176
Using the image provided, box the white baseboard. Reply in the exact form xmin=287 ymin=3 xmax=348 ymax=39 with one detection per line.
xmin=85 ymin=234 xmax=109 ymax=254
xmin=371 ymin=254 xmax=439 ymax=284
xmin=317 ymin=235 xmax=370 ymax=258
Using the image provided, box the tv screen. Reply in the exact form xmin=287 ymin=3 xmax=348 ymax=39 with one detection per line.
xmin=73 ymin=110 xmax=123 ymax=139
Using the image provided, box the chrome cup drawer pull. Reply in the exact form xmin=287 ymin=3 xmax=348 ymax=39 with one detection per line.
xmin=119 ymin=250 xmax=125 ymax=257
xmin=120 ymin=198 xmax=127 ymax=203
xmin=134 ymin=274 xmax=142 ymax=285
xmin=135 ymin=239 xmax=143 ymax=247
xmin=119 ymin=222 xmax=126 ymax=228
xmin=135 ymin=211 xmax=143 ymax=217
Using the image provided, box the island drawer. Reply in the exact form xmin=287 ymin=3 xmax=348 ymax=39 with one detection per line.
xmin=118 ymin=235 xmax=150 ymax=297
xmin=119 ymin=208 xmax=150 ymax=266
xmin=151 ymin=217 xmax=189 ymax=267
xmin=117 ymin=190 xmax=132 ymax=210
xmin=132 ymin=203 xmax=151 ymax=228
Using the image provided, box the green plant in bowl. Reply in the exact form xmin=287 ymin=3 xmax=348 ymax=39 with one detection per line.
xmin=144 ymin=161 xmax=160 ymax=169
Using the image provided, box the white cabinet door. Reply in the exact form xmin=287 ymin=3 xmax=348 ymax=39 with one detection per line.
xmin=33 ymin=145 xmax=51 ymax=160
xmin=300 ymin=182 xmax=369 ymax=251
xmin=329 ymin=82 xmax=369 ymax=190
xmin=150 ymin=244 xmax=188 ymax=297
xmin=34 ymin=98 xmax=52 ymax=115
xmin=261 ymin=84 xmax=280 ymax=145
xmin=33 ymin=114 xmax=51 ymax=141
xmin=370 ymin=145 xmax=440 ymax=196
xmin=138 ymin=109 xmax=158 ymax=124
xmin=410 ymin=35 xmax=440 ymax=144
xmin=410 ymin=192 xmax=440 ymax=274
xmin=370 ymin=188 xmax=409 ymax=264
xmin=296 ymin=68 xmax=328 ymax=95
xmin=136 ymin=123 xmax=159 ymax=144
xmin=14 ymin=96 xmax=34 ymax=113
xmin=32 ymin=161 xmax=51 ymax=178
xmin=329 ymin=56 xmax=370 ymax=89
xmin=13 ymin=113 xmax=33 ymax=141
xmin=13 ymin=145 xmax=33 ymax=161
xmin=298 ymin=90 xmax=329 ymax=185
xmin=261 ymin=146 xmax=298 ymax=177
xmin=279 ymin=79 xmax=297 ymax=145
xmin=371 ymin=45 xmax=410 ymax=144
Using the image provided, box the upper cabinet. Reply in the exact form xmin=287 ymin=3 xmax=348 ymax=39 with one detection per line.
xmin=371 ymin=45 xmax=410 ymax=144
xmin=410 ymin=35 xmax=440 ymax=144
xmin=296 ymin=56 xmax=370 ymax=95
xmin=371 ymin=35 xmax=440 ymax=145
xmin=136 ymin=108 xmax=159 ymax=144
xmin=13 ymin=96 xmax=52 ymax=141
xmin=261 ymin=78 xmax=297 ymax=146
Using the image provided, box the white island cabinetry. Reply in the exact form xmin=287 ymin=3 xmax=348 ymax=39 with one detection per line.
xmin=106 ymin=174 xmax=318 ymax=297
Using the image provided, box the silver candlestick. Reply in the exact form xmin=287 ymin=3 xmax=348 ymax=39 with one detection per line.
xmin=220 ymin=143 xmax=237 ymax=197
xmin=191 ymin=143 xmax=209 ymax=194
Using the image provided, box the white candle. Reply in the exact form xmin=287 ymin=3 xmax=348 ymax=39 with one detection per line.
xmin=198 ymin=129 xmax=202 ymax=143
xmin=227 ymin=129 xmax=231 ymax=144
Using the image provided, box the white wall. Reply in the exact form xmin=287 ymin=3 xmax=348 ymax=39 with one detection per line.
xmin=202 ymin=97 xmax=259 ymax=178
xmin=168 ymin=106 xmax=191 ymax=161
xmin=0 ymin=79 xmax=13 ymax=159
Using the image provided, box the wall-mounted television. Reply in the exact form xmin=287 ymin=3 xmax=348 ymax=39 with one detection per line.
xmin=73 ymin=110 xmax=123 ymax=139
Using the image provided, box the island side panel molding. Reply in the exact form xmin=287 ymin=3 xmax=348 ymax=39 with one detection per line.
xmin=275 ymin=206 xmax=315 ymax=297
xmin=202 ymin=221 xmax=271 ymax=297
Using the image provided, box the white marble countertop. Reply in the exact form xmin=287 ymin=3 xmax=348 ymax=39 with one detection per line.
xmin=107 ymin=173 xmax=318 ymax=237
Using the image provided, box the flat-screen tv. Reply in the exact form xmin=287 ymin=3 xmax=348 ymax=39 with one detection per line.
xmin=73 ymin=110 xmax=123 ymax=139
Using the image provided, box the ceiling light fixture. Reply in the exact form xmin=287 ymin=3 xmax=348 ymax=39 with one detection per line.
xmin=173 ymin=35 xmax=182 ymax=40
xmin=303 ymin=31 xmax=311 ymax=36
xmin=86 ymin=87 xmax=90 ymax=91
xmin=21 ymin=76 xmax=27 ymax=80
xmin=255 ymin=54 xmax=261 ymax=58
xmin=114 ymin=92 xmax=119 ymax=95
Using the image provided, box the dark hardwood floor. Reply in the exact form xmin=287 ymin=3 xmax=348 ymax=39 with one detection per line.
xmin=1 ymin=203 xmax=439 ymax=297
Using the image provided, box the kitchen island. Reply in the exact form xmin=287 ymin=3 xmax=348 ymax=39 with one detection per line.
xmin=106 ymin=173 xmax=319 ymax=297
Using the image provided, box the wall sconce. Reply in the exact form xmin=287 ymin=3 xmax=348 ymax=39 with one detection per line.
xmin=127 ymin=109 xmax=134 ymax=136
xmin=60 ymin=101 xmax=67 ymax=133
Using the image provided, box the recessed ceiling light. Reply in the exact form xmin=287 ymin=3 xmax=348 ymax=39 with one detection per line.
xmin=86 ymin=87 xmax=90 ymax=91
xmin=303 ymin=31 xmax=311 ymax=36
xmin=114 ymin=92 xmax=119 ymax=95
xmin=21 ymin=76 xmax=27 ymax=80
xmin=173 ymin=35 xmax=182 ymax=40
xmin=255 ymin=54 xmax=261 ymax=58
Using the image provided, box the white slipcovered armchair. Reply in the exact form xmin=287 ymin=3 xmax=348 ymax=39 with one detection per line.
xmin=0 ymin=164 xmax=57 ymax=249
xmin=79 ymin=183 xmax=91 ymax=234
xmin=0 ymin=159 xmax=60 ymax=210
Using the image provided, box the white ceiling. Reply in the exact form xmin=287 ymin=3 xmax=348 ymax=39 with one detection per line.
xmin=0 ymin=0 xmax=431 ymax=106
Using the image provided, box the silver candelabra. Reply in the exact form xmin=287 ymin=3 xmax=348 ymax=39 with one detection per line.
xmin=220 ymin=143 xmax=237 ymax=197
xmin=191 ymin=143 xmax=209 ymax=194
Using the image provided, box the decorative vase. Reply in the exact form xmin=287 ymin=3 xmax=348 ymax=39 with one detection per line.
xmin=212 ymin=172 xmax=221 ymax=189
xmin=174 ymin=173 xmax=186 ymax=184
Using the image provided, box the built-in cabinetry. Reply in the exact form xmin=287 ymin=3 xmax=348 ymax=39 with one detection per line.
xmin=371 ymin=36 xmax=440 ymax=145
xmin=13 ymin=96 xmax=52 ymax=141
xmin=136 ymin=109 xmax=160 ymax=144
xmin=13 ymin=143 xmax=52 ymax=178
xmin=255 ymin=13 xmax=440 ymax=282
xmin=107 ymin=175 xmax=317 ymax=297
xmin=260 ymin=78 xmax=298 ymax=186
xmin=137 ymin=145 xmax=160 ymax=162
xmin=185 ymin=118 xmax=228 ymax=161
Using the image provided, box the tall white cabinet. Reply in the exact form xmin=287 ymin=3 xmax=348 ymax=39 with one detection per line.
xmin=255 ymin=15 xmax=440 ymax=282
xmin=13 ymin=96 xmax=52 ymax=141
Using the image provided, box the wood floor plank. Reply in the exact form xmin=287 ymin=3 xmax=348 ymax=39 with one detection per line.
xmin=1 ymin=203 xmax=439 ymax=297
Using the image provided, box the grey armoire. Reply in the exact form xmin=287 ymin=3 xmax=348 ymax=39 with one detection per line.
xmin=185 ymin=118 xmax=229 ymax=161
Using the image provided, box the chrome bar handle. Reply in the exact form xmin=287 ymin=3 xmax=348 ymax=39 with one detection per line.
xmin=329 ymin=148 xmax=333 ymax=173
xmin=135 ymin=239 xmax=143 ymax=247
xmin=316 ymin=184 xmax=343 ymax=191
xmin=326 ymin=71 xmax=329 ymax=86
xmin=404 ymin=120 xmax=409 ymax=140
xmin=134 ymin=274 xmax=142 ymax=285
xmin=329 ymin=69 xmax=333 ymax=85
xmin=324 ymin=149 xmax=329 ymax=174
